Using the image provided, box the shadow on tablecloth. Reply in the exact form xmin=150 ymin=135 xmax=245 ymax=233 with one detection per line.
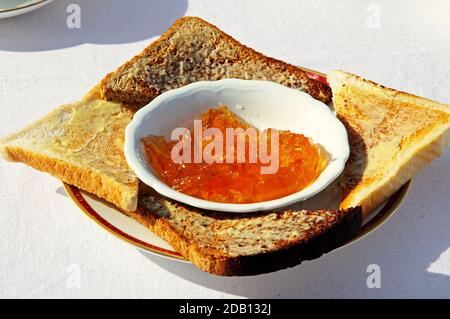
xmin=0 ymin=0 xmax=188 ymax=51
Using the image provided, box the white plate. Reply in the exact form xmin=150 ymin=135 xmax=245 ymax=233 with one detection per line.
xmin=0 ymin=0 xmax=54 ymax=19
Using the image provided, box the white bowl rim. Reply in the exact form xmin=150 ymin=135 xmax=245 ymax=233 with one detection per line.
xmin=125 ymin=79 xmax=349 ymax=213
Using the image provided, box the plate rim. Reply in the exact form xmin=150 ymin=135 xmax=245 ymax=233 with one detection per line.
xmin=64 ymin=180 xmax=411 ymax=261
xmin=63 ymin=183 xmax=185 ymax=261
xmin=63 ymin=67 xmax=412 ymax=262
xmin=0 ymin=0 xmax=50 ymax=13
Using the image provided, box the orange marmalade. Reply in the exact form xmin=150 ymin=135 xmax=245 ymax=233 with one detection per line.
xmin=142 ymin=106 xmax=326 ymax=204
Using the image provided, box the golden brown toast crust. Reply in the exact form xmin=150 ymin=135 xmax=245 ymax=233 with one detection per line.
xmin=6 ymin=146 xmax=137 ymax=211
xmin=100 ymin=16 xmax=331 ymax=106
xmin=125 ymin=194 xmax=362 ymax=276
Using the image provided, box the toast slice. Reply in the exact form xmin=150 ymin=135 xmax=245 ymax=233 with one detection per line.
xmin=100 ymin=16 xmax=331 ymax=106
xmin=0 ymin=88 xmax=139 ymax=211
xmin=127 ymin=191 xmax=361 ymax=276
xmin=328 ymin=70 xmax=450 ymax=216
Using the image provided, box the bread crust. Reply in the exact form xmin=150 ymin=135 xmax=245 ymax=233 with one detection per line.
xmin=100 ymin=16 xmax=331 ymax=105
xmin=4 ymin=146 xmax=138 ymax=211
xmin=124 ymin=196 xmax=362 ymax=276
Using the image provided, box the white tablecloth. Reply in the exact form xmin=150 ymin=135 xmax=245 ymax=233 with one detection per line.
xmin=1 ymin=0 xmax=449 ymax=298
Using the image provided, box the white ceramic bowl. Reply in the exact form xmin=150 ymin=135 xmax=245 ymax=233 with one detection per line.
xmin=125 ymin=79 xmax=349 ymax=213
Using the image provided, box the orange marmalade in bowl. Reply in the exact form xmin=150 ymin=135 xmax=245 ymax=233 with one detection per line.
xmin=142 ymin=106 xmax=327 ymax=204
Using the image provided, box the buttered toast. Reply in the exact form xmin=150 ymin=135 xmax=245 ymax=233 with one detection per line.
xmin=328 ymin=70 xmax=450 ymax=216
xmin=101 ymin=16 xmax=331 ymax=106
xmin=0 ymin=87 xmax=139 ymax=211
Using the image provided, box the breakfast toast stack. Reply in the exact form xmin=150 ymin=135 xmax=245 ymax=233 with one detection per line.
xmin=1 ymin=17 xmax=449 ymax=276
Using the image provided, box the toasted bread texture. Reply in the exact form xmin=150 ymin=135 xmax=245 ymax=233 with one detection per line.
xmin=0 ymin=89 xmax=139 ymax=211
xmin=126 ymin=191 xmax=361 ymax=276
xmin=328 ymin=70 xmax=450 ymax=216
xmin=101 ymin=16 xmax=331 ymax=106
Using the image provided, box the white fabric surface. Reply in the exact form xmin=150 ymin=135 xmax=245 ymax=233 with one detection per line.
xmin=1 ymin=0 xmax=449 ymax=298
